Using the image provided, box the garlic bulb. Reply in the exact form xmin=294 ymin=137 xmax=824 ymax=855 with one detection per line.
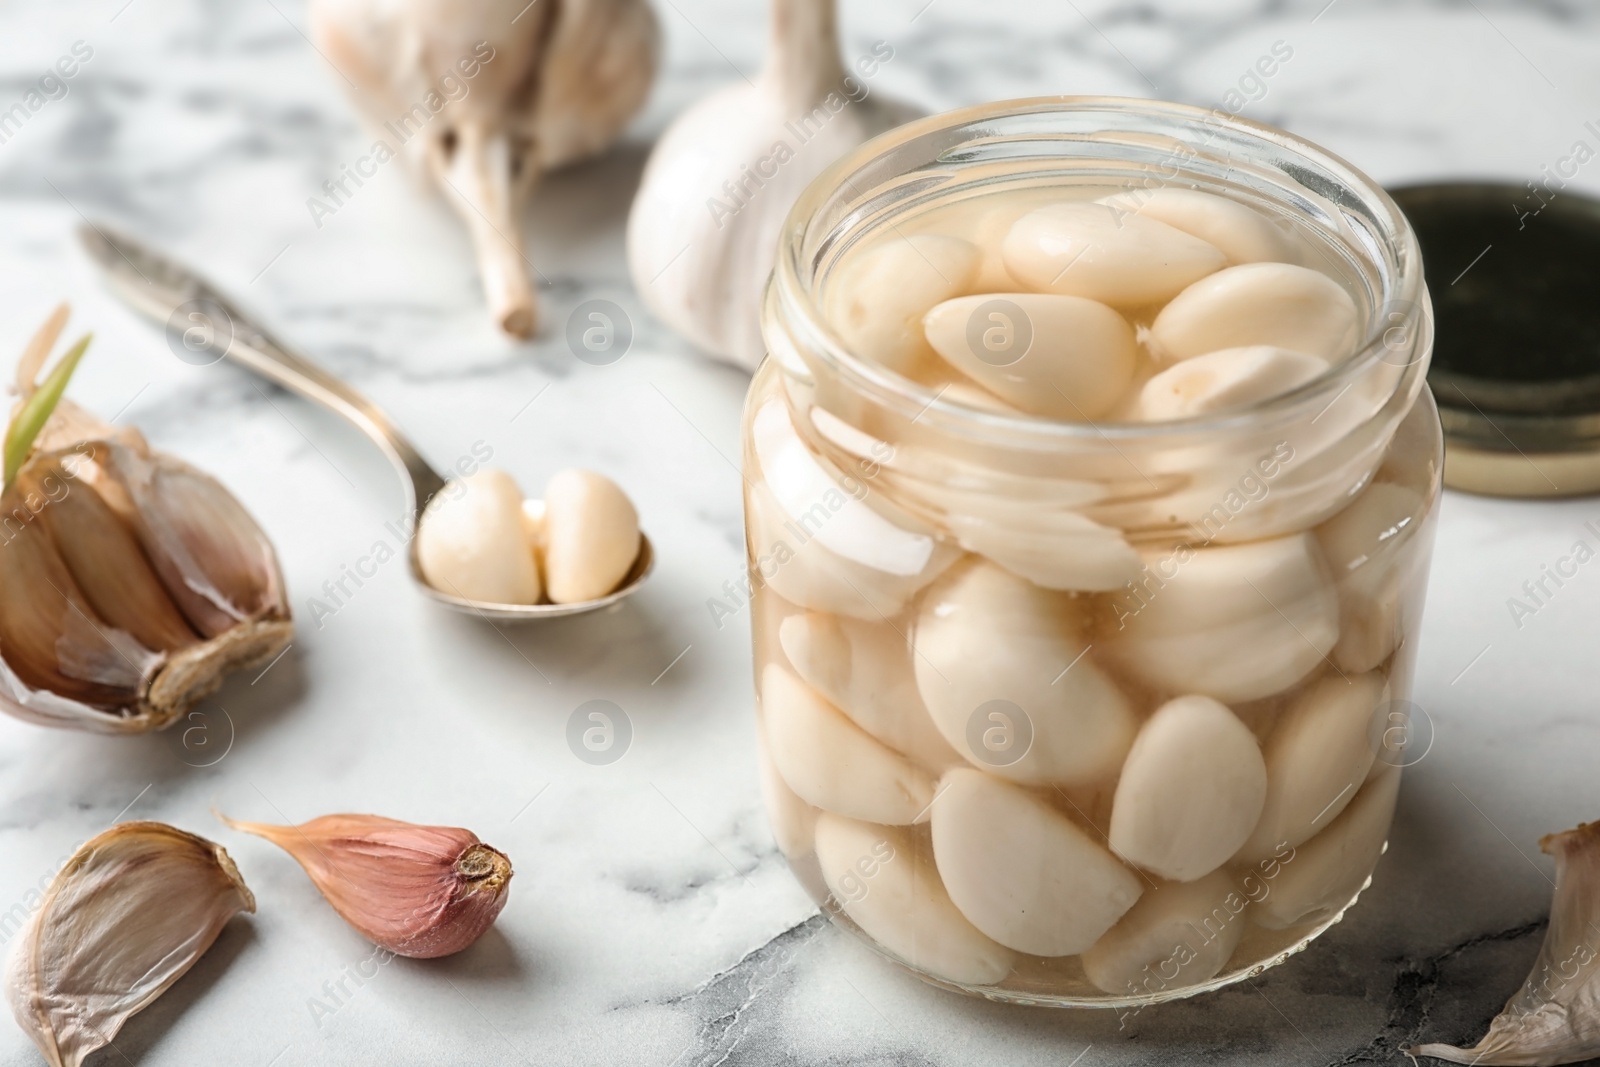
xmin=1410 ymin=820 xmax=1600 ymax=1065
xmin=1 ymin=307 xmax=292 ymax=734
xmin=221 ymin=812 xmax=512 ymax=958
xmin=313 ymin=0 xmax=659 ymax=337
xmin=627 ymin=0 xmax=919 ymax=368
xmin=5 ymin=822 xmax=254 ymax=1067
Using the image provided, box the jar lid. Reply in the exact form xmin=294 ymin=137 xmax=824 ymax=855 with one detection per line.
xmin=1390 ymin=182 xmax=1600 ymax=497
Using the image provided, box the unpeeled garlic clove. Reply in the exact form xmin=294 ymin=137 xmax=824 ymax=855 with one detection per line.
xmin=220 ymin=812 xmax=512 ymax=958
xmin=1409 ymin=820 xmax=1600 ymax=1065
xmin=1109 ymin=695 xmax=1267 ymax=881
xmin=1001 ymin=202 xmax=1227 ymax=306
xmin=1105 ymin=534 xmax=1340 ymax=704
xmin=1098 ymin=188 xmax=1298 ymax=266
xmin=1080 ymin=870 xmax=1246 ymax=996
xmin=4 ymin=822 xmax=254 ymax=1067
xmin=1132 ymin=346 xmax=1328 ymax=422
xmin=813 ymin=812 xmax=1015 ymax=987
xmin=417 ymin=468 xmax=542 ymax=604
xmin=314 ymin=0 xmax=659 ymax=337
xmin=932 ymin=767 xmax=1143 ymax=956
xmin=541 ymin=468 xmax=640 ymax=604
xmin=761 ymin=664 xmax=937 ymax=825
xmin=825 ymin=234 xmax=981 ymax=374
xmin=913 ymin=558 xmax=1136 ymax=787
xmin=1149 ymin=262 xmax=1360 ymax=364
xmin=922 ymin=293 xmax=1137 ymax=419
xmin=1235 ymin=672 xmax=1385 ymax=863
xmin=777 ymin=611 xmax=962 ymax=771
xmin=1315 ymin=481 xmax=1426 ymax=673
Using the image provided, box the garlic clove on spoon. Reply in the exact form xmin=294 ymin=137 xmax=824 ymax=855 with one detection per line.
xmin=627 ymin=0 xmax=922 ymax=368
xmin=220 ymin=812 xmax=513 ymax=958
xmin=312 ymin=0 xmax=659 ymax=337
xmin=1409 ymin=820 xmax=1600 ymax=1065
xmin=417 ymin=468 xmax=542 ymax=604
xmin=542 ymin=468 xmax=640 ymax=604
xmin=4 ymin=822 xmax=254 ymax=1067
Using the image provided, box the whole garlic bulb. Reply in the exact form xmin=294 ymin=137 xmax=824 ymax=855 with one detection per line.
xmin=627 ymin=0 xmax=920 ymax=368
xmin=312 ymin=0 xmax=660 ymax=337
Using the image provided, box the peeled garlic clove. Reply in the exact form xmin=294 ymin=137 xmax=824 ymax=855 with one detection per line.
xmin=1251 ymin=768 xmax=1399 ymax=930
xmin=942 ymin=507 xmax=1143 ymax=593
xmin=1133 ymin=346 xmax=1328 ymax=421
xmin=1409 ymin=820 xmax=1600 ymax=1065
xmin=1109 ymin=696 xmax=1267 ymax=881
xmin=762 ymin=664 xmax=937 ymax=825
xmin=1315 ymin=482 xmax=1426 ymax=673
xmin=1106 ymin=534 xmax=1340 ymax=704
xmin=932 ymin=767 xmax=1143 ymax=955
xmin=756 ymin=718 xmax=819 ymax=857
xmin=628 ymin=0 xmax=918 ymax=367
xmin=1001 ymin=202 xmax=1227 ymax=306
xmin=1236 ymin=672 xmax=1385 ymax=863
xmin=417 ymin=468 xmax=541 ymax=604
xmin=825 ymin=234 xmax=982 ymax=374
xmin=5 ymin=822 xmax=254 ymax=1067
xmin=922 ymin=293 xmax=1137 ymax=419
xmin=314 ymin=0 xmax=659 ymax=337
xmin=221 ymin=812 xmax=512 ymax=958
xmin=1099 ymin=188 xmax=1297 ymax=266
xmin=1080 ymin=871 xmax=1246 ymax=996
xmin=778 ymin=611 xmax=962 ymax=771
xmin=814 ymin=812 xmax=1015 ymax=986
xmin=1149 ymin=262 xmax=1360 ymax=364
xmin=913 ymin=559 xmax=1136 ymax=786
xmin=542 ymin=468 xmax=641 ymax=604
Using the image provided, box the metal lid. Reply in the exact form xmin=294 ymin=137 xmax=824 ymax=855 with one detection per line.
xmin=1390 ymin=182 xmax=1600 ymax=497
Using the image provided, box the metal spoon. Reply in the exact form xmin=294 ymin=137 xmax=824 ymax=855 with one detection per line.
xmin=78 ymin=224 xmax=654 ymax=621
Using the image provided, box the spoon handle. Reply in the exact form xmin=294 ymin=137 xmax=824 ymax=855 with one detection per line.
xmin=78 ymin=224 xmax=448 ymax=518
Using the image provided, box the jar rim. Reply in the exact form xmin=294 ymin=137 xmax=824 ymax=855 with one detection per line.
xmin=767 ymin=95 xmax=1427 ymax=446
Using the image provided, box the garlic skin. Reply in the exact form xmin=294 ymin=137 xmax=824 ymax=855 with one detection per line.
xmin=627 ymin=0 xmax=920 ymax=368
xmin=313 ymin=0 xmax=659 ymax=337
xmin=5 ymin=822 xmax=254 ymax=1067
xmin=417 ymin=468 xmax=542 ymax=604
xmin=223 ymin=813 xmax=512 ymax=958
xmin=1410 ymin=821 xmax=1600 ymax=1065
xmin=1 ymin=310 xmax=293 ymax=734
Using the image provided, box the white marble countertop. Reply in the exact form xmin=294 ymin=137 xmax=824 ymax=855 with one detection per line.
xmin=3 ymin=0 xmax=1600 ymax=1064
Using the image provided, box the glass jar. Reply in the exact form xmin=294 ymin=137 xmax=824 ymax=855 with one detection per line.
xmin=743 ymin=97 xmax=1441 ymax=1007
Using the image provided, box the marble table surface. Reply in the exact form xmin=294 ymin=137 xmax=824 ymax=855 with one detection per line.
xmin=3 ymin=0 xmax=1600 ymax=1063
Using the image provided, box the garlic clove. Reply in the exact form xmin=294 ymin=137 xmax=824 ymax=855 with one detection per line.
xmin=1235 ymin=672 xmax=1385 ymax=863
xmin=1409 ymin=820 xmax=1600 ymax=1065
xmin=824 ymin=234 xmax=982 ymax=375
xmin=756 ymin=718 xmax=819 ymax=857
xmin=922 ymin=293 xmax=1138 ymax=420
xmin=1105 ymin=534 xmax=1340 ymax=705
xmin=932 ymin=767 xmax=1144 ymax=956
xmin=1315 ymin=481 xmax=1427 ymax=673
xmin=1149 ymin=262 xmax=1360 ymax=364
xmin=913 ymin=558 xmax=1137 ymax=787
xmin=1080 ymin=870 xmax=1245 ymax=996
xmin=1109 ymin=695 xmax=1268 ymax=882
xmin=1002 ymin=202 xmax=1227 ymax=306
xmin=220 ymin=812 xmax=513 ymax=958
xmin=1251 ymin=767 xmax=1399 ymax=930
xmin=541 ymin=468 xmax=640 ymax=604
xmin=1098 ymin=188 xmax=1298 ymax=266
xmin=941 ymin=506 xmax=1144 ymax=593
xmin=761 ymin=663 xmax=938 ymax=825
xmin=777 ymin=611 xmax=963 ymax=771
xmin=417 ymin=468 xmax=542 ymax=605
xmin=813 ymin=812 xmax=1015 ymax=987
xmin=4 ymin=822 xmax=254 ymax=1067
xmin=1132 ymin=346 xmax=1329 ymax=422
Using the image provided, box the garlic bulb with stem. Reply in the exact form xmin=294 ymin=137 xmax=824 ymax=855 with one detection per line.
xmin=1410 ymin=820 xmax=1600 ymax=1065
xmin=1 ymin=306 xmax=293 ymax=734
xmin=4 ymin=822 xmax=254 ymax=1067
xmin=627 ymin=0 xmax=920 ymax=368
xmin=219 ymin=811 xmax=513 ymax=959
xmin=312 ymin=0 xmax=660 ymax=337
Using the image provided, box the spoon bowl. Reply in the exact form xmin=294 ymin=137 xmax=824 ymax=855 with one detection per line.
xmin=80 ymin=223 xmax=655 ymax=622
